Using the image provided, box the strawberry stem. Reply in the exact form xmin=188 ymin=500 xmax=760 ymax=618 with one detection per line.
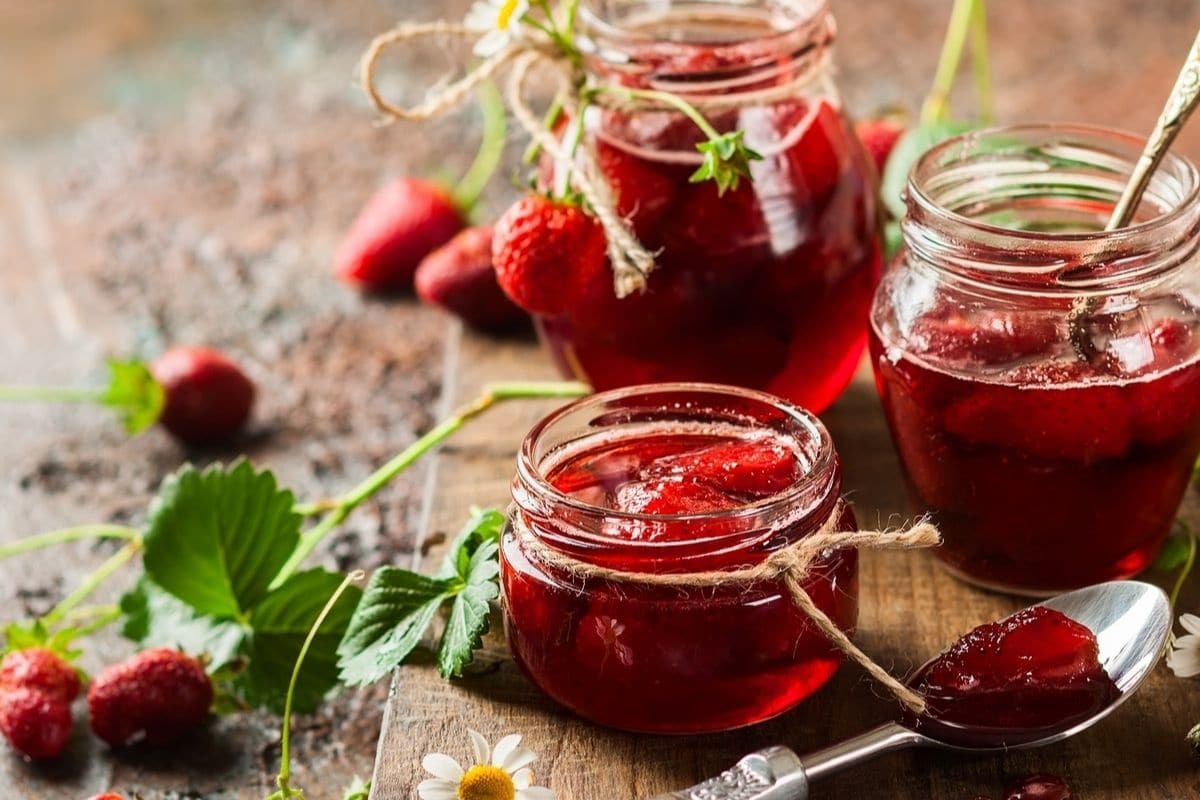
xmin=969 ymin=0 xmax=994 ymax=124
xmin=42 ymin=540 xmax=142 ymax=627
xmin=272 ymin=381 xmax=589 ymax=588
xmin=0 ymin=385 xmax=105 ymax=404
xmin=920 ymin=0 xmax=979 ymax=125
xmin=452 ymin=81 xmax=508 ymax=214
xmin=273 ymin=570 xmax=365 ymax=799
xmin=0 ymin=524 xmax=140 ymax=560
xmin=598 ymin=86 xmax=723 ymax=141
xmin=1170 ymin=521 xmax=1197 ymax=610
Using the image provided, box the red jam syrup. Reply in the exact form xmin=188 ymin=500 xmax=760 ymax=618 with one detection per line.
xmin=908 ymin=606 xmax=1118 ymax=747
xmin=533 ymin=10 xmax=881 ymax=414
xmin=871 ymin=305 xmax=1200 ymax=592
xmin=502 ymin=420 xmax=858 ymax=733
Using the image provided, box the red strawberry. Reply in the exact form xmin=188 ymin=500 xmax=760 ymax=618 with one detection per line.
xmin=87 ymin=795 xmax=125 ymax=800
xmin=493 ymin=195 xmax=607 ymax=315
xmin=415 ymin=226 xmax=527 ymax=331
xmin=0 ymin=648 xmax=80 ymax=704
xmin=642 ymin=437 xmax=801 ymax=498
xmin=335 ymin=178 xmax=464 ymax=292
xmin=855 ymin=115 xmax=905 ymax=176
xmin=150 ymin=347 xmax=256 ymax=446
xmin=88 ymin=648 xmax=213 ymax=747
xmin=615 ymin=477 xmax=742 ymax=516
xmin=0 ymin=687 xmax=72 ymax=760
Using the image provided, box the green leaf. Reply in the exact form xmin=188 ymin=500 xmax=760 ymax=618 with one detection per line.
xmin=235 ymin=569 xmax=362 ymax=714
xmin=343 ymin=777 xmax=371 ymax=800
xmin=690 ymin=131 xmax=762 ymax=195
xmin=883 ymin=220 xmax=903 ymax=262
xmin=101 ymin=358 xmax=166 ymax=434
xmin=120 ymin=578 xmax=247 ymax=670
xmin=336 ymin=569 xmax=454 ymax=687
xmin=439 ymin=507 xmax=506 ymax=580
xmin=437 ymin=523 xmax=502 ymax=679
xmin=880 ymin=119 xmax=976 ymax=220
xmin=143 ymin=460 xmax=302 ymax=619
xmin=1156 ymin=530 xmax=1196 ymax=572
xmin=3 ymin=621 xmax=80 ymax=660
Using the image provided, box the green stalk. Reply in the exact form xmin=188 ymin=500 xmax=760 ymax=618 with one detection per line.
xmin=0 ymin=386 xmax=104 ymax=404
xmin=272 ymin=571 xmax=365 ymax=800
xmin=451 ymin=81 xmax=508 ymax=213
xmin=0 ymin=524 xmax=140 ymax=560
xmin=1171 ymin=524 xmax=1198 ymax=610
xmin=969 ymin=0 xmax=995 ymax=124
xmin=273 ymin=381 xmax=589 ymax=587
xmin=42 ymin=540 xmax=141 ymax=627
xmin=920 ymin=0 xmax=978 ymax=125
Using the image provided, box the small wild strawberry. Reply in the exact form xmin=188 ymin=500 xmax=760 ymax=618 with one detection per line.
xmin=335 ymin=178 xmax=465 ymax=292
xmin=492 ymin=194 xmax=607 ymax=316
xmin=0 ymin=648 xmax=80 ymax=704
xmin=415 ymin=225 xmax=527 ymax=331
xmin=0 ymin=687 xmax=72 ymax=760
xmin=88 ymin=648 xmax=213 ymax=747
xmin=150 ymin=347 xmax=255 ymax=446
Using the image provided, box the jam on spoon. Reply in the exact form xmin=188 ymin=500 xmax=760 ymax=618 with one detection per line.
xmin=908 ymin=606 xmax=1120 ymax=747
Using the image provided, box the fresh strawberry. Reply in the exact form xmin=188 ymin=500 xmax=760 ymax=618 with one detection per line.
xmin=642 ymin=437 xmax=801 ymax=498
xmin=855 ymin=115 xmax=905 ymax=176
xmin=493 ymin=195 xmax=607 ymax=315
xmin=88 ymin=648 xmax=212 ymax=747
xmin=0 ymin=687 xmax=72 ymax=760
xmin=0 ymin=648 xmax=80 ymax=704
xmin=415 ymin=225 xmax=527 ymax=331
xmin=150 ymin=346 xmax=255 ymax=446
xmin=335 ymin=178 xmax=464 ymax=292
xmin=87 ymin=795 xmax=125 ymax=800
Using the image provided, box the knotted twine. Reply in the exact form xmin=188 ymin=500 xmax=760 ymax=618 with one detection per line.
xmin=512 ymin=501 xmax=940 ymax=713
xmin=358 ymin=10 xmax=834 ymax=297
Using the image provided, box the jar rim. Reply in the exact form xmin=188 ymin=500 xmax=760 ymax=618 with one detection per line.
xmin=515 ymin=382 xmax=836 ymax=541
xmin=908 ymin=123 xmax=1200 ymax=242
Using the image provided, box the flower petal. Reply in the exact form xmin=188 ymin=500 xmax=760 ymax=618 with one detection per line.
xmin=502 ymin=745 xmax=537 ymax=773
xmin=473 ymin=29 xmax=509 ymax=57
xmin=517 ymin=787 xmax=558 ymax=800
xmin=513 ymin=768 xmax=533 ymax=790
xmin=468 ymin=729 xmax=491 ymax=767
xmin=491 ymin=733 xmax=524 ymax=768
xmin=1181 ymin=614 xmax=1200 ymax=636
xmin=418 ymin=778 xmax=460 ymax=800
xmin=423 ymin=753 xmax=465 ymax=782
xmin=464 ymin=1 xmax=496 ymax=30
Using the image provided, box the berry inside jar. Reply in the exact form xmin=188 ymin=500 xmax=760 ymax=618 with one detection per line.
xmin=500 ymin=0 xmax=880 ymax=414
xmin=502 ymin=384 xmax=858 ymax=733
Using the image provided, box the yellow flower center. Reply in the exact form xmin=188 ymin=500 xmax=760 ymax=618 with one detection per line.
xmin=458 ymin=765 xmax=516 ymax=800
xmin=496 ymin=0 xmax=522 ymax=31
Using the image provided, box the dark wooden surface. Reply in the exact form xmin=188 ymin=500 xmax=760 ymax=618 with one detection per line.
xmin=2 ymin=2 xmax=1200 ymax=799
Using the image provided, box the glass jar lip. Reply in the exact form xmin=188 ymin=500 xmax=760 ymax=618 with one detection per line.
xmin=907 ymin=122 xmax=1200 ymax=242
xmin=515 ymin=381 xmax=836 ymax=531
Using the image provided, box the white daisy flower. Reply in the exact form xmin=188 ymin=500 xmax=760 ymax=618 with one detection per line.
xmin=464 ymin=0 xmax=531 ymax=57
xmin=418 ymin=729 xmax=555 ymax=800
xmin=1167 ymin=613 xmax=1200 ymax=678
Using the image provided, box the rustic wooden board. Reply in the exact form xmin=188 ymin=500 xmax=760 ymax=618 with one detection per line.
xmin=372 ymin=332 xmax=1200 ymax=800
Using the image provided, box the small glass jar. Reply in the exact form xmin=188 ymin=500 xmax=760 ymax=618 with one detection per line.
xmin=501 ymin=383 xmax=858 ymax=734
xmin=871 ymin=124 xmax=1200 ymax=595
xmin=534 ymin=0 xmax=880 ymax=414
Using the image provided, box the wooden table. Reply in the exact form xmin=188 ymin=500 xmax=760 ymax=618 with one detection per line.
xmin=2 ymin=1 xmax=1200 ymax=798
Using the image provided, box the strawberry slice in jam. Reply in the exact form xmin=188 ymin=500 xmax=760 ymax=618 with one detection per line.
xmin=642 ymin=437 xmax=803 ymax=498
xmin=909 ymin=606 xmax=1119 ymax=746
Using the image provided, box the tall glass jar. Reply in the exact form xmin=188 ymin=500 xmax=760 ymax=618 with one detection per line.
xmin=501 ymin=384 xmax=858 ymax=733
xmin=535 ymin=0 xmax=880 ymax=414
xmin=871 ymin=124 xmax=1200 ymax=595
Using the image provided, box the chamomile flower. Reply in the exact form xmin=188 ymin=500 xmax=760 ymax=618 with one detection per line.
xmin=465 ymin=0 xmax=531 ymax=57
xmin=1167 ymin=613 xmax=1200 ymax=678
xmin=418 ymin=729 xmax=555 ymax=800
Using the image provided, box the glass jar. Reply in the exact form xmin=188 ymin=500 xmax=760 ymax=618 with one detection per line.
xmin=871 ymin=124 xmax=1200 ymax=595
xmin=501 ymin=383 xmax=858 ymax=733
xmin=535 ymin=0 xmax=880 ymax=414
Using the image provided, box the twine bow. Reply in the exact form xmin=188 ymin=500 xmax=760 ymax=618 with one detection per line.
xmin=513 ymin=501 xmax=940 ymax=713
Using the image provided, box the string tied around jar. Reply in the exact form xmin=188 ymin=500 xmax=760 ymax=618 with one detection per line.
xmin=512 ymin=500 xmax=940 ymax=714
xmin=358 ymin=3 xmax=834 ymax=298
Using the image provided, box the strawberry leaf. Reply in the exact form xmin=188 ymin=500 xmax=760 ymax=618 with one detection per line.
xmin=143 ymin=460 xmax=302 ymax=619
xmin=336 ymin=569 xmax=454 ymax=688
xmin=235 ymin=569 xmax=362 ymax=714
xmin=101 ymin=358 xmax=166 ymax=435
xmin=120 ymin=578 xmax=247 ymax=671
xmin=2 ymin=621 xmax=81 ymax=660
xmin=880 ymin=119 xmax=976 ymax=220
xmin=690 ymin=131 xmax=762 ymax=195
xmin=437 ymin=510 xmax=504 ymax=679
xmin=343 ymin=777 xmax=371 ymax=800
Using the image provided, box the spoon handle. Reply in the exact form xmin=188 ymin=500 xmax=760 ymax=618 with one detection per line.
xmin=646 ymin=723 xmax=923 ymax=799
xmin=1108 ymin=28 xmax=1200 ymax=229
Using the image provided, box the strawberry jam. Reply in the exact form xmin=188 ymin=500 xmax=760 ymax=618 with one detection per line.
xmin=502 ymin=384 xmax=858 ymax=733
xmin=871 ymin=125 xmax=1200 ymax=593
xmin=531 ymin=1 xmax=880 ymax=414
xmin=909 ymin=606 xmax=1118 ymax=747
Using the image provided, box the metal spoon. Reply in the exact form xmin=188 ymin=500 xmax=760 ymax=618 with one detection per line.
xmin=650 ymin=580 xmax=1171 ymax=800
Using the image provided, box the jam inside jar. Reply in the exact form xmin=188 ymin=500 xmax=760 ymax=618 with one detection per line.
xmin=871 ymin=125 xmax=1200 ymax=595
xmin=535 ymin=0 xmax=881 ymax=413
xmin=502 ymin=384 xmax=858 ymax=733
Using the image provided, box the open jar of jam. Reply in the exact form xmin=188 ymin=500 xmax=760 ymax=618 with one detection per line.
xmin=534 ymin=0 xmax=880 ymax=413
xmin=871 ymin=124 xmax=1200 ymax=595
xmin=501 ymin=384 xmax=858 ymax=733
